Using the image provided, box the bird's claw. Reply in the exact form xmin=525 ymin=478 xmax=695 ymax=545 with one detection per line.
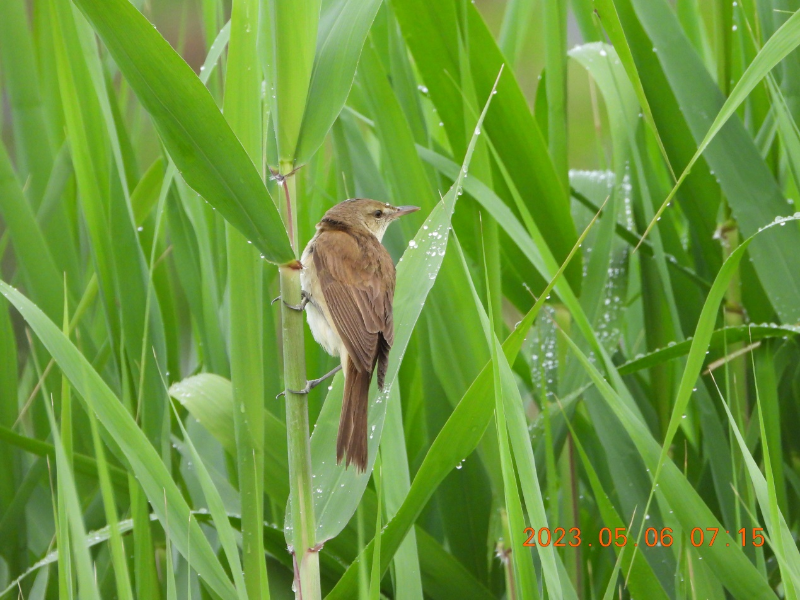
xmin=275 ymin=364 xmax=343 ymax=399
xmin=276 ymin=383 xmax=311 ymax=399
xmin=271 ymin=291 xmax=309 ymax=312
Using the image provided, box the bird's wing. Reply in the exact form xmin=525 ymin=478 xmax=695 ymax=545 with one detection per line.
xmin=313 ymin=230 xmax=394 ymax=373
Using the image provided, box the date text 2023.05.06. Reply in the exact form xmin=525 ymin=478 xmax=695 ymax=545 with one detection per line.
xmin=523 ymin=527 xmax=765 ymax=548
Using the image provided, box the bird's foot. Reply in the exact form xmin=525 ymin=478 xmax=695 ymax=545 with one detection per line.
xmin=271 ymin=291 xmax=309 ymax=312
xmin=276 ymin=364 xmax=343 ymax=398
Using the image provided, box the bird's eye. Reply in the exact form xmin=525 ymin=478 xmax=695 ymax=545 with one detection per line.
xmin=373 ymin=210 xmax=383 ymax=218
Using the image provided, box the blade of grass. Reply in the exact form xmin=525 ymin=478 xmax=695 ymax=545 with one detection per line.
xmin=542 ymin=0 xmax=568 ymax=187
xmin=711 ymin=372 xmax=800 ymax=595
xmin=0 ymin=295 xmax=19 ymax=575
xmin=368 ymin=457 xmax=383 ymax=600
xmin=634 ymin=216 xmax=800 ymax=576
xmin=754 ymin=344 xmax=788 ymax=514
xmin=131 ymin=158 xmax=166 ymax=226
xmin=559 ymin=324 xmax=774 ymax=598
xmin=164 ymin=511 xmax=178 ymax=600
xmin=379 ymin=384 xmax=423 ymax=599
xmin=0 ymin=142 xmax=63 ymax=321
xmin=57 ymin=289 xmax=74 ymax=600
xmin=0 ymin=281 xmax=240 ymax=600
xmin=42 ymin=396 xmax=100 ymax=600
xmin=293 ymin=0 xmax=382 ymax=164
xmin=498 ymin=0 xmax=537 ymax=67
xmin=88 ymin=408 xmax=133 ymax=600
xmin=618 ymin=324 xmax=800 ymax=375
xmin=70 ymin=0 xmax=293 ymax=264
xmin=223 ymin=0 xmax=270 ymax=596
xmin=592 ymin=0 xmax=676 ymax=180
xmin=461 ymin=231 xmax=542 ymax=599
xmin=0 ymin=0 xmax=55 ymax=206
xmin=633 ymin=4 xmax=800 ymax=323
xmin=170 ymin=401 xmax=248 ymax=600
xmin=0 ymin=425 xmax=128 ymax=489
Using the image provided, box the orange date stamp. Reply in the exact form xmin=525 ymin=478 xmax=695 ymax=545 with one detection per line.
xmin=523 ymin=527 xmax=766 ymax=548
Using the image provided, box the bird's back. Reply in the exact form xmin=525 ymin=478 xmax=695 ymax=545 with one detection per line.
xmin=304 ymin=225 xmax=395 ymax=471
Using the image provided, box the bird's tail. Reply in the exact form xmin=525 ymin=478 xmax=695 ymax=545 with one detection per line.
xmin=336 ymin=359 xmax=371 ymax=472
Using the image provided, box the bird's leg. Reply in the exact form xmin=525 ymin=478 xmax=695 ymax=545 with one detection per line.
xmin=276 ymin=364 xmax=343 ymax=398
xmin=271 ymin=290 xmax=309 ymax=312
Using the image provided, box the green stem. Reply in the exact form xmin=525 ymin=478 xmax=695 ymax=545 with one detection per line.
xmin=228 ymin=225 xmax=269 ymax=599
xmin=719 ymin=218 xmax=747 ymax=426
xmin=58 ymin=289 xmax=74 ymax=599
xmin=224 ymin=0 xmax=269 ymax=592
xmin=718 ymin=215 xmax=754 ymax=542
xmin=280 ymin=165 xmax=321 ymax=600
xmin=714 ymin=0 xmax=733 ymax=95
xmin=542 ymin=0 xmax=568 ymax=189
xmin=555 ymin=305 xmax=581 ymax=595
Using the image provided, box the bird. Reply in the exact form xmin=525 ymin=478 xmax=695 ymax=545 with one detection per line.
xmin=288 ymin=199 xmax=419 ymax=472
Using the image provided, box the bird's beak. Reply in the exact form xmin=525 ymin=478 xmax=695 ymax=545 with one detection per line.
xmin=392 ymin=205 xmax=421 ymax=219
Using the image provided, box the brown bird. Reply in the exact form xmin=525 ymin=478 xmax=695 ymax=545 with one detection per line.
xmin=288 ymin=199 xmax=419 ymax=472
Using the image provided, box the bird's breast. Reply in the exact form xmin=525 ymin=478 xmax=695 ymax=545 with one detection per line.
xmin=301 ymin=241 xmax=343 ymax=358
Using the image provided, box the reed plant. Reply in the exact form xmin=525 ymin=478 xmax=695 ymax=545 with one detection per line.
xmin=1 ymin=0 xmax=800 ymax=598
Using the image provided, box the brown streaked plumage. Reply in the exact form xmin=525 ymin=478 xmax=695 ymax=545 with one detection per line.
xmin=300 ymin=199 xmax=419 ymax=472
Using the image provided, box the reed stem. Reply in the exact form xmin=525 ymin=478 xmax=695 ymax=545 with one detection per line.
xmin=279 ymin=164 xmax=321 ymax=600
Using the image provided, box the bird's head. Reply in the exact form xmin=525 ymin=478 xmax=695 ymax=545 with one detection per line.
xmin=321 ymin=199 xmax=420 ymax=241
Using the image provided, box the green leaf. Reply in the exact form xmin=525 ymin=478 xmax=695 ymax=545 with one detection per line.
xmin=542 ymin=0 xmax=568 ymax=187
xmin=559 ymin=301 xmax=782 ymax=599
xmin=169 ymin=374 xmax=291 ymax=504
xmin=71 ymin=0 xmax=293 ymax=264
xmin=591 ymin=0 xmax=674 ymax=178
xmin=294 ymin=0 xmax=383 ymax=165
xmin=717 ymin=380 xmax=800 ymax=594
xmin=368 ymin=459 xmax=382 ymax=600
xmin=392 ymin=0 xmax=582 ymax=292
xmin=131 ymin=158 xmax=166 ymax=226
xmin=223 ymin=0 xmax=270 ymax=595
xmin=170 ymin=374 xmax=490 ymax=600
xmin=266 ymin=0 xmax=320 ymax=164
xmin=0 ymin=281 xmax=239 ymax=600
xmin=0 ymin=141 xmax=63 ymax=321
xmin=618 ymin=324 xmax=800 ymax=375
xmin=42 ymin=392 xmax=100 ymax=600
xmin=88 ymin=409 xmax=134 ymax=600
xmin=0 ymin=424 xmax=128 ymax=490
xmin=498 ymin=0 xmax=536 ymax=67
xmin=0 ymin=0 xmax=55 ymax=206
xmin=628 ymin=0 xmax=800 ymax=322
xmin=646 ymin=217 xmax=800 ymax=534
xmin=378 ymin=385 xmax=423 ymax=600
xmin=171 ymin=402 xmax=248 ymax=600
xmin=456 ymin=234 xmax=544 ymax=599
